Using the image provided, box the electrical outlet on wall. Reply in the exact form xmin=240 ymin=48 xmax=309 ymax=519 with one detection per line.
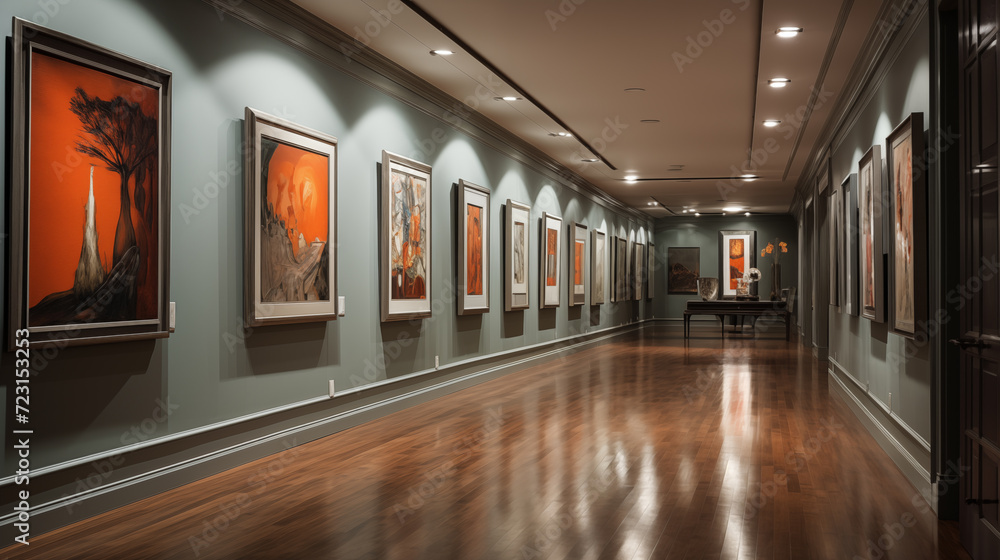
xmin=435 ymin=355 xmax=440 ymax=370
xmin=169 ymin=302 xmax=176 ymax=331
xmin=338 ymin=296 xmax=346 ymax=317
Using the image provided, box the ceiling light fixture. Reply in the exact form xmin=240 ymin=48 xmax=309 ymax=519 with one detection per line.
xmin=776 ymin=27 xmax=803 ymax=38
xmin=723 ymin=206 xmax=744 ymax=212
xmin=768 ymin=78 xmax=791 ymax=88
xmin=763 ymin=119 xmax=781 ymax=127
xmin=495 ymin=96 xmax=522 ymax=101
xmin=549 ymin=132 xmax=572 ymax=137
xmin=745 ymin=212 xmax=751 ymax=217
xmin=624 ymin=175 xmax=639 ymax=183
xmin=581 ymin=158 xmax=600 ymax=163
xmin=430 ymin=49 xmax=454 ymax=55
xmin=695 ymin=213 xmax=701 ymax=217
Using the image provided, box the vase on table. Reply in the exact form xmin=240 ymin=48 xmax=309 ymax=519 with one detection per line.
xmin=770 ymin=263 xmax=782 ymax=301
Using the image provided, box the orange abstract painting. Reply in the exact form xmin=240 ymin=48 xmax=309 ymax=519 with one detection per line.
xmin=546 ymin=228 xmax=558 ymax=286
xmin=729 ymin=239 xmax=745 ymax=289
xmin=27 ymin=50 xmax=160 ymax=326
xmin=574 ymin=240 xmax=584 ymax=286
xmin=467 ymin=204 xmax=483 ymax=295
xmin=389 ymin=170 xmax=427 ymax=300
xmin=259 ymin=139 xmax=330 ymax=302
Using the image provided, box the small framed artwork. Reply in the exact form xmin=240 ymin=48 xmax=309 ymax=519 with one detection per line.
xmin=668 ymin=247 xmax=700 ymax=294
xmin=646 ymin=241 xmax=656 ymax=300
xmin=570 ymin=223 xmax=587 ymax=306
xmin=8 ymin=19 xmax=172 ymax=348
xmin=540 ymin=213 xmax=563 ymax=308
xmin=632 ymin=241 xmax=644 ymax=300
xmin=859 ymin=145 xmax=885 ymax=323
xmin=591 ymin=230 xmax=606 ymax=305
xmin=719 ymin=230 xmax=756 ymax=298
xmin=244 ymin=107 xmax=338 ymax=327
xmin=842 ymin=173 xmax=859 ymax=316
xmin=614 ymin=236 xmax=628 ymax=302
xmin=504 ymin=199 xmax=531 ymax=311
xmin=457 ymin=180 xmax=490 ymax=315
xmin=887 ymin=113 xmax=926 ymax=335
xmin=829 ymin=186 xmax=842 ymax=310
xmin=381 ymin=151 xmax=432 ymax=322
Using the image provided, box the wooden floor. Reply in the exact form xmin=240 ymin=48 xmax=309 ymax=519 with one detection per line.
xmin=3 ymin=326 xmax=971 ymax=559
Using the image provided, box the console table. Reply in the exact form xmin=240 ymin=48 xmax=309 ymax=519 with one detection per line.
xmin=683 ymin=300 xmax=791 ymax=340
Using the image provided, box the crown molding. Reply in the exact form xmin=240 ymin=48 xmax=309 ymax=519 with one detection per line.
xmin=203 ymin=0 xmax=653 ymax=224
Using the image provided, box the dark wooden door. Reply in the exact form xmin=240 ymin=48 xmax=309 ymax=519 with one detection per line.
xmin=958 ymin=1 xmax=1000 ymax=557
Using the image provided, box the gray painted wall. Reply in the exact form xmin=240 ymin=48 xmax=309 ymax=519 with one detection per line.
xmin=804 ymin=12 xmax=932 ymax=458
xmin=0 ymin=0 xmax=651 ymax=485
xmin=653 ymin=215 xmax=798 ymax=319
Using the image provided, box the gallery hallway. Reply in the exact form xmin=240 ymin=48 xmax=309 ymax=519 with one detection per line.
xmin=1 ymin=326 xmax=968 ymax=559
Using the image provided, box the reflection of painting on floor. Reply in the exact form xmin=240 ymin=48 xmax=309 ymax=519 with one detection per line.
xmin=893 ymin=136 xmax=914 ymax=330
xmin=28 ymin=51 xmax=160 ymax=327
xmin=389 ymin=170 xmax=427 ymax=300
xmin=729 ymin=239 xmax=745 ymax=289
xmin=513 ymin=222 xmax=525 ymax=284
xmin=259 ymin=138 xmax=330 ymax=303
xmin=546 ymin=228 xmax=558 ymax=286
xmin=467 ymin=204 xmax=483 ymax=296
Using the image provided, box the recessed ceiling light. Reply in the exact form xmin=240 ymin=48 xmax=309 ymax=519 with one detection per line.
xmin=495 ymin=96 xmax=522 ymax=101
xmin=695 ymin=213 xmax=700 ymax=217
xmin=723 ymin=206 xmax=744 ymax=212
xmin=763 ymin=119 xmax=781 ymax=127
xmin=768 ymin=78 xmax=791 ymax=88
xmin=624 ymin=175 xmax=639 ymax=183
xmin=745 ymin=212 xmax=751 ymax=217
xmin=430 ymin=49 xmax=454 ymax=55
xmin=549 ymin=132 xmax=572 ymax=137
xmin=640 ymin=119 xmax=661 ymax=124
xmin=776 ymin=27 xmax=803 ymax=38
xmin=624 ymin=87 xmax=646 ymax=93
xmin=581 ymin=158 xmax=600 ymax=163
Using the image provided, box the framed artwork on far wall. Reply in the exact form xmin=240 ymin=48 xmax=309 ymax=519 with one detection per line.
xmin=842 ymin=172 xmax=859 ymax=316
xmin=540 ymin=212 xmax=563 ymax=308
xmin=8 ymin=18 xmax=172 ymax=349
xmin=570 ymin=223 xmax=587 ymax=306
xmin=667 ymin=247 xmax=700 ymax=294
xmin=614 ymin=235 xmax=627 ymax=302
xmin=457 ymin=180 xmax=490 ymax=315
xmin=887 ymin=113 xmax=926 ymax=336
xmin=632 ymin=241 xmax=644 ymax=301
xmin=646 ymin=240 xmax=655 ymax=300
xmin=244 ymin=107 xmax=338 ymax=327
xmin=504 ymin=199 xmax=531 ymax=311
xmin=591 ymin=230 xmax=606 ymax=305
xmin=829 ymin=186 xmax=843 ymax=310
xmin=859 ymin=145 xmax=885 ymax=323
xmin=381 ymin=151 xmax=432 ymax=322
xmin=719 ymin=230 xmax=756 ymax=298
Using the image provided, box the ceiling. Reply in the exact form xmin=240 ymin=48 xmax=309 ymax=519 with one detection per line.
xmin=290 ymin=0 xmax=885 ymax=216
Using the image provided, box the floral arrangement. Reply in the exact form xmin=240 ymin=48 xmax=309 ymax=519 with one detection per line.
xmin=761 ymin=238 xmax=789 ymax=265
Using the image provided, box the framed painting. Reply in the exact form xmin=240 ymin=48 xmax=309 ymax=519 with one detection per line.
xmin=504 ymin=200 xmax=530 ymax=311
xmin=829 ymin=186 xmax=842 ymax=310
xmin=842 ymin=173 xmax=859 ymax=316
xmin=859 ymin=145 xmax=885 ymax=323
xmin=591 ymin=230 xmax=606 ymax=305
xmin=540 ymin=213 xmax=563 ymax=308
xmin=719 ymin=231 xmax=756 ymax=298
xmin=8 ymin=19 xmax=172 ymax=348
xmin=667 ymin=247 xmax=700 ymax=294
xmin=381 ymin=151 xmax=432 ymax=321
xmin=244 ymin=108 xmax=337 ymax=327
xmin=570 ymin=223 xmax=587 ymax=306
xmin=632 ymin=241 xmax=644 ymax=301
xmin=614 ymin=236 xmax=628 ymax=302
xmin=457 ymin=180 xmax=490 ymax=315
xmin=887 ymin=113 xmax=926 ymax=335
xmin=646 ymin=241 xmax=655 ymax=300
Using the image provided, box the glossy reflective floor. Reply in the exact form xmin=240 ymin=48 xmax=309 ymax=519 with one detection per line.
xmin=3 ymin=326 xmax=970 ymax=559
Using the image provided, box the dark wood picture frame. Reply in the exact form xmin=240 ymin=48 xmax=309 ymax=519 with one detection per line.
xmin=244 ymin=107 xmax=338 ymax=327
xmin=859 ymin=145 xmax=885 ymax=323
xmin=8 ymin=18 xmax=172 ymax=349
xmin=886 ymin=113 xmax=926 ymax=336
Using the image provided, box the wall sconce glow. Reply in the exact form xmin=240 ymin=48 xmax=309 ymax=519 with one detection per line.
xmin=763 ymin=119 xmax=781 ymax=127
xmin=776 ymin=27 xmax=803 ymax=38
xmin=768 ymin=78 xmax=791 ymax=88
xmin=430 ymin=49 xmax=454 ymax=55
xmin=723 ymin=206 xmax=744 ymax=212
xmin=495 ymin=96 xmax=522 ymax=101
